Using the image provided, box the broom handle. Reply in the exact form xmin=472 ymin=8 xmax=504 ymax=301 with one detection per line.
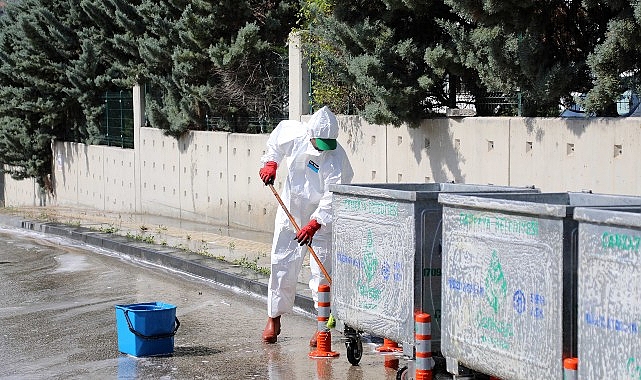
xmin=268 ymin=184 xmax=332 ymax=284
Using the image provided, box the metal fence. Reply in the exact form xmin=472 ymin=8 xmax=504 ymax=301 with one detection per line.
xmin=204 ymin=115 xmax=286 ymax=134
xmin=455 ymin=91 xmax=522 ymax=116
xmin=99 ymin=90 xmax=134 ymax=149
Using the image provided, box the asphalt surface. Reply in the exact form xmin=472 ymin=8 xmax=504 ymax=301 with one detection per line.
xmin=0 ymin=226 xmax=404 ymax=380
xmin=0 ymin=206 xmax=316 ymax=314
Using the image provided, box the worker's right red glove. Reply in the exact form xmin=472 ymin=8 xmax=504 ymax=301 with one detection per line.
xmin=259 ymin=161 xmax=277 ymax=185
xmin=295 ymin=219 xmax=321 ymax=246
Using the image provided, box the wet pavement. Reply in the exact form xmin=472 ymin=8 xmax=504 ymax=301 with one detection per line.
xmin=0 ymin=206 xmax=316 ymax=314
xmin=0 ymin=215 xmax=409 ymax=379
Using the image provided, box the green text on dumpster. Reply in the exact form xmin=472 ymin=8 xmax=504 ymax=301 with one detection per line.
xmin=342 ymin=198 xmax=399 ymax=217
xmin=458 ymin=212 xmax=539 ymax=237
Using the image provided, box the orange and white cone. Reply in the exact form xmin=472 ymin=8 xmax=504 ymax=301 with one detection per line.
xmin=376 ymin=338 xmax=403 ymax=353
xmin=309 ymin=284 xmax=339 ymax=358
xmin=414 ymin=313 xmax=434 ymax=380
xmin=563 ymin=357 xmax=578 ymax=380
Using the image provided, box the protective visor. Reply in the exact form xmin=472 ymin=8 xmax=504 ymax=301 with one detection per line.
xmin=314 ymin=138 xmax=337 ymax=151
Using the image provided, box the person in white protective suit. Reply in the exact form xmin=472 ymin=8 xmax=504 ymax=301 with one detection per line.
xmin=258 ymin=106 xmax=353 ymax=345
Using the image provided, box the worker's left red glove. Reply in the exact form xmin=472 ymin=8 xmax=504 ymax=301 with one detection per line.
xmin=295 ymin=219 xmax=321 ymax=246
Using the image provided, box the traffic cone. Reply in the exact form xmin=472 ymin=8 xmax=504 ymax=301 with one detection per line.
xmin=309 ymin=284 xmax=339 ymax=358
xmin=376 ymin=338 xmax=403 ymax=353
xmin=563 ymin=357 xmax=578 ymax=380
xmin=414 ymin=312 xmax=434 ymax=380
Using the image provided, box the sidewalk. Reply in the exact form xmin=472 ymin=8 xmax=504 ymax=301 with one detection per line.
xmin=0 ymin=205 xmax=315 ymax=315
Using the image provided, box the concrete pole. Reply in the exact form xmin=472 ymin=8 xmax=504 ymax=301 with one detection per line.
xmin=288 ymin=31 xmax=310 ymax=121
xmin=133 ymin=84 xmax=145 ymax=213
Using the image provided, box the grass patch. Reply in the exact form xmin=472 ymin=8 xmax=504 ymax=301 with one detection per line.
xmin=233 ymin=256 xmax=270 ymax=276
xmin=96 ymin=224 xmax=119 ymax=234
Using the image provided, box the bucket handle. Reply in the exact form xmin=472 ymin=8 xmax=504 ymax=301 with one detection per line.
xmin=124 ymin=310 xmax=180 ymax=340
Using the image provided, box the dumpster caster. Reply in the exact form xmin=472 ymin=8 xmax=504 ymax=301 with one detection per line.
xmin=345 ymin=336 xmax=362 ymax=365
xmin=396 ymin=365 xmax=409 ymax=380
xmin=344 ymin=326 xmax=362 ymax=365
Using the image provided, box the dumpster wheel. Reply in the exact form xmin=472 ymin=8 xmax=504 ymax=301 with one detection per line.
xmin=344 ymin=326 xmax=362 ymax=365
xmin=396 ymin=365 xmax=409 ymax=380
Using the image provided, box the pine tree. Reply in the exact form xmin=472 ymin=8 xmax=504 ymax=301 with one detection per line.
xmin=307 ymin=0 xmax=624 ymax=119
xmin=304 ymin=0 xmax=469 ymax=126
xmin=0 ymin=0 xmax=131 ymax=188
xmin=78 ymin=0 xmax=147 ymax=88
xmin=583 ymin=0 xmax=641 ymax=114
xmin=433 ymin=0 xmax=616 ymax=116
xmin=0 ymin=0 xmax=83 ymax=188
xmin=136 ymin=0 xmax=297 ymax=136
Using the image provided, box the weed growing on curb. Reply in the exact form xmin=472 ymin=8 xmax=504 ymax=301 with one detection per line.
xmin=96 ymin=224 xmax=119 ymax=234
xmin=233 ymin=256 xmax=270 ymax=276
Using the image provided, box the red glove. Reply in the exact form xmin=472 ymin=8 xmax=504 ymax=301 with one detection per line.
xmin=295 ymin=219 xmax=321 ymax=246
xmin=259 ymin=161 xmax=277 ymax=185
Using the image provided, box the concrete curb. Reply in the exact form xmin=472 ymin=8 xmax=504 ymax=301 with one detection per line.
xmin=0 ymin=215 xmax=316 ymax=315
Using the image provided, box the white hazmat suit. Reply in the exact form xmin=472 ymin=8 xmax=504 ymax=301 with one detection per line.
xmin=261 ymin=106 xmax=353 ymax=321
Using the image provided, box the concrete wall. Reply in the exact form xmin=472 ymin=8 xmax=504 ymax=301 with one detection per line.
xmin=52 ymin=142 xmax=136 ymax=211
xmin=4 ymin=174 xmax=47 ymax=207
xmin=5 ymin=116 xmax=641 ymax=233
xmin=507 ymin=117 xmax=641 ymax=193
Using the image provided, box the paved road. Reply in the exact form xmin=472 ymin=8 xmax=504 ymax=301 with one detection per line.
xmin=0 ymin=226 xmax=405 ymax=380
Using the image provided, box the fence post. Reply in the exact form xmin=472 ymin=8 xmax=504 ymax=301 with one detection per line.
xmin=132 ymin=84 xmax=145 ymax=213
xmin=288 ymin=31 xmax=309 ymax=122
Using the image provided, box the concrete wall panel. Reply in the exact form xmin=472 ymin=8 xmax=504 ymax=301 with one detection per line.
xmin=102 ymin=146 xmax=135 ymax=212
xmin=337 ymin=116 xmax=387 ymax=183
xmin=76 ymin=144 xmax=105 ymax=209
xmin=4 ymin=172 xmax=42 ymax=207
xmin=452 ymin=117 xmax=511 ymax=186
xmin=177 ymin=130 xmax=230 ymax=225
xmin=508 ymin=118 xmax=641 ymax=193
xmin=52 ymin=142 xmax=79 ymax=205
xmin=228 ymin=133 xmax=272 ymax=231
xmin=385 ymin=118 xmax=511 ymax=185
xmin=139 ymin=128 xmax=181 ymax=218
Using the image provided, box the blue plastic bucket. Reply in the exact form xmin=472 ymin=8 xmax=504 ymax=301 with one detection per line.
xmin=115 ymin=302 xmax=180 ymax=357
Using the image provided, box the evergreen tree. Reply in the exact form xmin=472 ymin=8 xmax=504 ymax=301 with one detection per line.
xmin=0 ymin=0 xmax=85 ymax=188
xmin=307 ymin=0 xmax=625 ymax=119
xmin=137 ymin=0 xmax=297 ymax=136
xmin=583 ymin=0 xmax=641 ymax=114
xmin=438 ymin=0 xmax=617 ymax=116
xmin=0 ymin=0 xmax=133 ymax=187
xmin=304 ymin=0 xmax=463 ymax=126
xmin=78 ymin=0 xmax=147 ymax=88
